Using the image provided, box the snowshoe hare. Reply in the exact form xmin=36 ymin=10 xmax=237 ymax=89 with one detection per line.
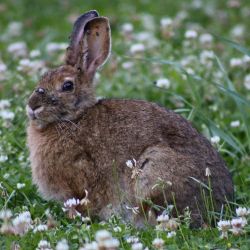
xmin=27 ymin=10 xmax=233 ymax=227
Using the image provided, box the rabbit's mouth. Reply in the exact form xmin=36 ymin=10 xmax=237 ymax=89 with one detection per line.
xmin=26 ymin=105 xmax=44 ymax=120
xmin=26 ymin=105 xmax=56 ymax=129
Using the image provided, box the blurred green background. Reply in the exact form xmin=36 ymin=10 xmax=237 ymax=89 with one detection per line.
xmin=0 ymin=0 xmax=250 ymax=248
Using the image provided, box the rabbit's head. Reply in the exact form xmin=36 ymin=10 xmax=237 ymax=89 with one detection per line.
xmin=27 ymin=10 xmax=111 ymax=129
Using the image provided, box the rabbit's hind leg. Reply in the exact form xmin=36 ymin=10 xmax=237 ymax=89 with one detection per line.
xmin=134 ymin=144 xmax=204 ymax=227
xmin=135 ymin=144 xmax=179 ymax=203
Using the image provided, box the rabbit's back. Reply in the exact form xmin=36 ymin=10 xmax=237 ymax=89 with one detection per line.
xmin=84 ymin=98 xmax=222 ymax=166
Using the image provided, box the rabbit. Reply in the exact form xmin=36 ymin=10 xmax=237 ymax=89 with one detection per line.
xmin=26 ymin=10 xmax=233 ymax=228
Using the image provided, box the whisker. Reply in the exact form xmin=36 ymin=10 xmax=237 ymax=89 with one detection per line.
xmin=62 ymin=118 xmax=80 ymax=130
xmin=58 ymin=120 xmax=75 ymax=138
xmin=55 ymin=124 xmax=61 ymax=137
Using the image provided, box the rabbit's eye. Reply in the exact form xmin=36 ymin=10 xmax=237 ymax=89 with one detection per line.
xmin=62 ymin=81 xmax=74 ymax=92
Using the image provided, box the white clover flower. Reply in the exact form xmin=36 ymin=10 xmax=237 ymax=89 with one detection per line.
xmin=131 ymin=242 xmax=143 ymax=250
xmin=102 ymin=238 xmax=120 ymax=249
xmin=17 ymin=58 xmax=32 ymax=71
xmin=155 ymin=78 xmax=170 ymax=89
xmin=0 ymin=99 xmax=10 ymax=109
xmin=213 ymin=71 xmax=223 ymax=80
xmin=30 ymin=49 xmax=41 ymax=58
xmin=211 ymin=135 xmax=220 ymax=144
xmin=0 ymin=110 xmax=15 ymax=121
xmin=0 ymin=155 xmax=8 ymax=162
xmin=167 ymin=231 xmax=176 ymax=238
xmin=156 ymin=214 xmax=169 ymax=223
xmin=33 ymin=224 xmax=48 ymax=233
xmin=165 ymin=218 xmax=179 ymax=231
xmin=0 ymin=222 xmax=15 ymax=235
xmin=130 ymin=43 xmax=145 ymax=54
xmin=217 ymin=220 xmax=231 ymax=232
xmin=134 ymin=32 xmax=159 ymax=48
xmin=6 ymin=22 xmax=23 ymax=37
xmin=242 ymin=55 xmax=250 ymax=65
xmin=199 ymin=33 xmax=213 ymax=46
xmin=126 ymin=236 xmax=139 ymax=244
xmin=230 ymin=217 xmax=247 ymax=235
xmin=121 ymin=23 xmax=134 ymax=34
xmin=62 ymin=197 xmax=81 ymax=219
xmin=242 ymin=55 xmax=250 ymax=64
xmin=0 ymin=209 xmax=12 ymax=220
xmin=3 ymin=173 xmax=10 ymax=179
xmin=217 ymin=220 xmax=231 ymax=239
xmin=56 ymin=239 xmax=69 ymax=250
xmin=180 ymin=55 xmax=197 ymax=67
xmin=7 ymin=42 xmax=27 ymax=58
xmin=140 ymin=13 xmax=155 ymax=31
xmin=152 ymin=238 xmax=164 ymax=249
xmin=160 ymin=17 xmax=173 ymax=28
xmin=113 ymin=226 xmax=122 ymax=232
xmin=230 ymin=120 xmax=240 ymax=128
xmin=12 ymin=211 xmax=32 ymax=235
xmin=121 ymin=61 xmax=134 ymax=70
xmin=95 ymin=230 xmax=119 ymax=250
xmin=95 ymin=229 xmax=112 ymax=242
xmin=160 ymin=17 xmax=174 ymax=38
xmin=36 ymin=240 xmax=52 ymax=250
xmin=0 ymin=63 xmax=7 ymax=73
xmin=192 ymin=0 xmax=202 ymax=9
xmin=81 ymin=216 xmax=91 ymax=223
xmin=236 ymin=207 xmax=250 ymax=217
xmin=175 ymin=10 xmax=188 ymax=22
xmin=185 ymin=68 xmax=195 ymax=75
xmin=244 ymin=74 xmax=250 ymax=90
xmin=230 ymin=58 xmax=243 ymax=68
xmin=185 ymin=30 xmax=198 ymax=39
xmin=16 ymin=183 xmax=26 ymax=189
xmin=17 ymin=58 xmax=45 ymax=74
xmin=133 ymin=33 xmax=150 ymax=42
xmin=230 ymin=24 xmax=245 ymax=39
xmin=205 ymin=167 xmax=211 ymax=177
xmin=227 ymin=0 xmax=241 ymax=8
xmin=46 ymin=42 xmax=68 ymax=54
xmin=231 ymin=217 xmax=247 ymax=228
xmin=63 ymin=198 xmax=80 ymax=208
xmin=81 ymin=241 xmax=98 ymax=250
xmin=200 ymin=50 xmax=214 ymax=66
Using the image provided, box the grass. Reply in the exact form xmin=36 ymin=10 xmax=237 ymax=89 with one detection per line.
xmin=0 ymin=0 xmax=250 ymax=249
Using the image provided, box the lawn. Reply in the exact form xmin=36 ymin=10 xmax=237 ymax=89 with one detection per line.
xmin=0 ymin=0 xmax=250 ymax=249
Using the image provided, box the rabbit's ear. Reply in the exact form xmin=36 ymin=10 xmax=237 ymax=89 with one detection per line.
xmin=82 ymin=17 xmax=111 ymax=77
xmin=66 ymin=10 xmax=99 ymax=66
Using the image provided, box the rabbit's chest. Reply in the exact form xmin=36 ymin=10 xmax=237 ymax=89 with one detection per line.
xmin=29 ymin=133 xmax=96 ymax=201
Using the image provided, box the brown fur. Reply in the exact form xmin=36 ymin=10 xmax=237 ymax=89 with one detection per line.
xmin=26 ymin=11 xmax=233 ymax=227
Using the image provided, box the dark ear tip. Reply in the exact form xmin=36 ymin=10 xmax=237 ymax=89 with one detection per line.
xmin=87 ymin=10 xmax=99 ymax=17
xmin=73 ymin=10 xmax=99 ymax=30
xmin=82 ymin=10 xmax=99 ymax=19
